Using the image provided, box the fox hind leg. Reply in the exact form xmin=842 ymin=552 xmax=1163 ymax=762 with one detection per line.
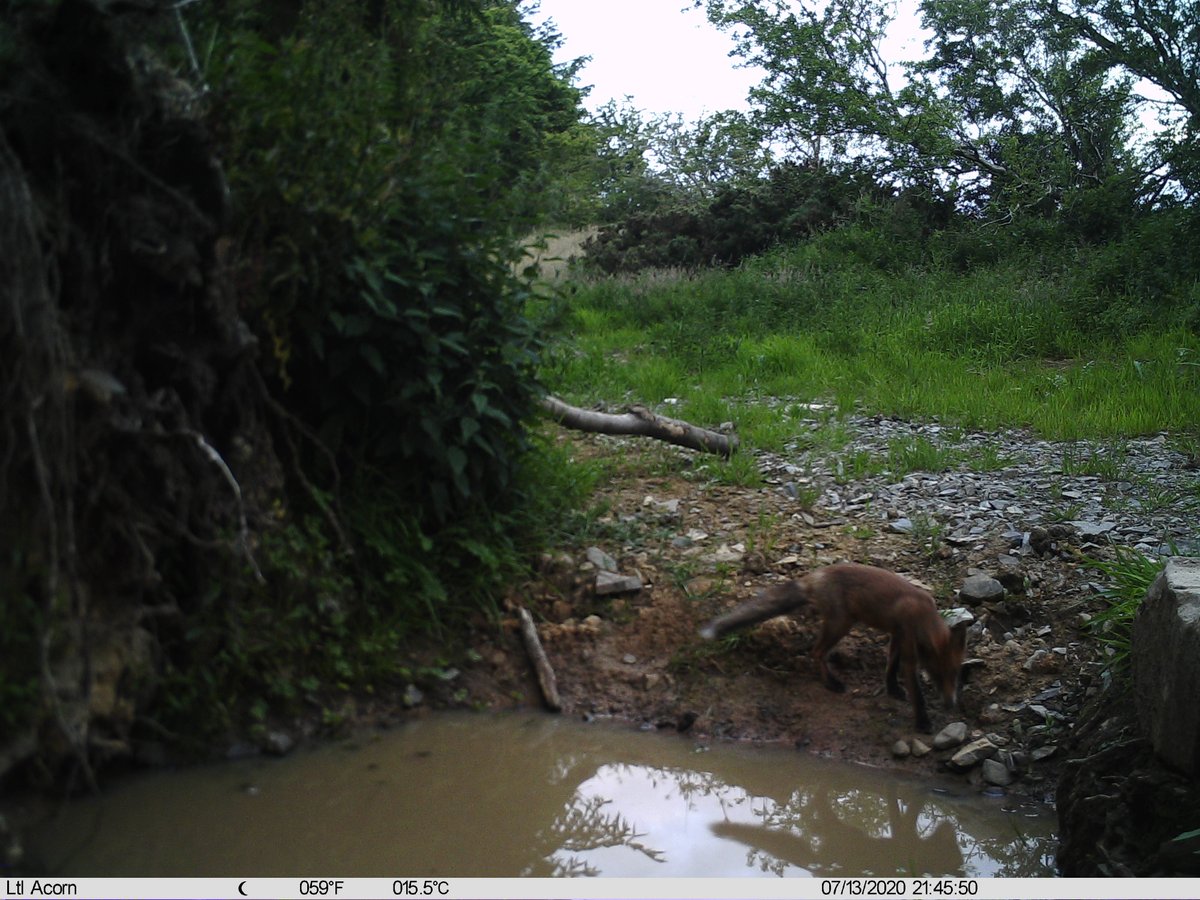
xmin=885 ymin=638 xmax=906 ymax=700
xmin=812 ymin=617 xmax=853 ymax=693
xmin=889 ymin=633 xmax=932 ymax=732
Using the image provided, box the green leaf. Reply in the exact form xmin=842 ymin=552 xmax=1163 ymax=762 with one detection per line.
xmin=360 ymin=343 xmax=385 ymax=375
xmin=460 ymin=417 xmax=480 ymax=443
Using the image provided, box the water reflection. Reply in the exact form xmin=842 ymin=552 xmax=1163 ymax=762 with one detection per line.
xmin=27 ymin=712 xmax=1055 ymax=877
xmin=532 ymin=754 xmax=1052 ymax=878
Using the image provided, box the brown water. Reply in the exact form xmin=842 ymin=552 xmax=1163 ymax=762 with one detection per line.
xmin=27 ymin=712 xmax=1056 ymax=877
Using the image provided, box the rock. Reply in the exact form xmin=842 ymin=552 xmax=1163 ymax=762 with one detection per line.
xmin=889 ymin=518 xmax=914 ymax=534
xmin=981 ymin=758 xmax=1013 ymax=786
xmin=586 ymin=546 xmax=619 ymax=573
xmin=596 ymin=570 xmax=643 ymax=595
xmin=891 ymin=739 xmax=911 ymax=758
xmin=1133 ymin=557 xmax=1200 ymax=776
xmin=948 ymin=736 xmax=999 ymax=770
xmin=263 ymin=730 xmax=294 ymax=757
xmin=621 ymin=653 xmax=638 ymax=664
xmin=1031 ymin=745 xmax=1058 ymax=763
xmin=933 ymin=721 xmax=968 ymax=749
xmin=643 ymin=495 xmax=680 ymax=514
xmin=708 ymin=544 xmax=745 ymax=566
xmin=1028 ymin=526 xmax=1054 ymax=556
xmin=960 ymin=574 xmax=1005 ymax=605
xmin=402 ymin=684 xmax=424 ymax=708
xmin=1023 ymin=648 xmax=1062 ymax=674
xmin=944 ymin=607 xmax=975 ymax=629
xmin=910 ymin=738 xmax=931 ymax=758
xmin=1070 ymin=520 xmax=1117 ymax=538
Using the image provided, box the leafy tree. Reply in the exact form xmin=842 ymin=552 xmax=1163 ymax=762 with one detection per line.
xmin=696 ymin=0 xmax=1148 ymax=232
xmin=694 ymin=0 xmax=906 ymax=167
xmin=200 ymin=0 xmax=588 ymax=523
xmin=916 ymin=0 xmax=1139 ymax=228
xmin=1052 ymin=0 xmax=1200 ymax=199
xmin=580 ymin=99 xmax=678 ymax=221
xmin=651 ymin=110 xmax=774 ymax=199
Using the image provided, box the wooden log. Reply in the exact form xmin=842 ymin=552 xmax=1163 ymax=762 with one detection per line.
xmin=517 ymin=606 xmax=562 ymax=712
xmin=540 ymin=395 xmax=738 ymax=458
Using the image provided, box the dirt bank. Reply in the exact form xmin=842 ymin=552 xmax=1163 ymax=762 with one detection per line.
xmin=457 ymin=420 xmax=1196 ymax=802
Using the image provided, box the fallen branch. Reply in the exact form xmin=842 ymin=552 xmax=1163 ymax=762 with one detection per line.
xmin=517 ymin=607 xmax=561 ymax=712
xmin=540 ymin=395 xmax=737 ymax=458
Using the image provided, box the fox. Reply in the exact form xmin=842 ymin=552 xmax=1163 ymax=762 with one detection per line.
xmin=699 ymin=563 xmax=968 ymax=733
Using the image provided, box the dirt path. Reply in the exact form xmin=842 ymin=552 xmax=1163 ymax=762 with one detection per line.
xmin=458 ymin=419 xmax=1195 ymax=803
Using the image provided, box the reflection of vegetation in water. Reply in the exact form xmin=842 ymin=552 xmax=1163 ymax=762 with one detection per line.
xmin=532 ymin=792 xmax=665 ymax=877
xmin=720 ymin=784 xmax=963 ymax=877
xmin=524 ymin=754 xmax=1054 ymax=877
xmin=740 ymin=783 xmax=1054 ymax=877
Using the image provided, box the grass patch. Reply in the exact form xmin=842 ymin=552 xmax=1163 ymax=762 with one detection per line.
xmin=886 ymin=435 xmax=961 ymax=477
xmin=541 ymin=230 xmax=1200 ymax=457
xmin=1085 ymin=547 xmax=1167 ymax=678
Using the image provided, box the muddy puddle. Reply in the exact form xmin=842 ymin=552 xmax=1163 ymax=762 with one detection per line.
xmin=27 ymin=712 xmax=1056 ymax=877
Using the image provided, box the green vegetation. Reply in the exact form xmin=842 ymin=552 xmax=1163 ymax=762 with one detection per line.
xmin=155 ymin=433 xmax=604 ymax=743
xmin=1085 ymin=547 xmax=1168 ymax=678
xmin=544 ymin=223 xmax=1200 ymax=442
xmin=4 ymin=0 xmax=1200 ymax=775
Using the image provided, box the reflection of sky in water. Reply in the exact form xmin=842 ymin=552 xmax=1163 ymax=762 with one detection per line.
xmin=552 ymin=765 xmax=790 ymax=877
xmin=546 ymin=762 xmax=1054 ymax=878
xmin=27 ymin=713 xmax=1056 ymax=878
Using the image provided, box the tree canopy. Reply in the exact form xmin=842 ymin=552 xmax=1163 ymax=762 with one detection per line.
xmin=691 ymin=0 xmax=1199 ymax=217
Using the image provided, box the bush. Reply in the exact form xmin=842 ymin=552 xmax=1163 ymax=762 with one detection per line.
xmin=582 ymin=162 xmax=885 ymax=273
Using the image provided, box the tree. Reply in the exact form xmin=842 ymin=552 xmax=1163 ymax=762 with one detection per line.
xmin=651 ymin=110 xmax=774 ymax=200
xmin=1052 ymin=0 xmax=1200 ymax=198
xmin=694 ymin=0 xmax=906 ymax=167
xmin=696 ymin=0 xmax=1144 ymax=226
xmin=915 ymin=0 xmax=1138 ymax=223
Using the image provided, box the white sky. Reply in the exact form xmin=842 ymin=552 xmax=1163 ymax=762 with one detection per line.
xmin=529 ymin=0 xmax=932 ymax=123
xmin=530 ymin=0 xmax=764 ymax=121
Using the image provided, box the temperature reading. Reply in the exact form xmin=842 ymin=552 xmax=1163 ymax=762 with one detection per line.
xmin=392 ymin=880 xmax=450 ymax=897
xmin=299 ymin=880 xmax=344 ymax=895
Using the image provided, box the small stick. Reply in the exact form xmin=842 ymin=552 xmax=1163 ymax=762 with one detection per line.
xmin=517 ymin=607 xmax=562 ymax=712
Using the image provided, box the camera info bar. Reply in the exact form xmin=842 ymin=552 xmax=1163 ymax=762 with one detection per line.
xmin=3 ymin=878 xmax=1196 ymax=899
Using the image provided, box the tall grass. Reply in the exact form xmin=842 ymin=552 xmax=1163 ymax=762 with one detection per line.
xmin=541 ymin=228 xmax=1200 ymax=443
xmin=1085 ymin=547 xmax=1168 ymax=677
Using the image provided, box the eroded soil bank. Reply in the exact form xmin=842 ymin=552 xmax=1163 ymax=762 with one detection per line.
xmin=459 ymin=416 xmax=1198 ymax=802
xmin=5 ymin=413 xmax=1195 ymax=875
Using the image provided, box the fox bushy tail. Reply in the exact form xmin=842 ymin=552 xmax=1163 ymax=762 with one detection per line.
xmin=699 ymin=581 xmax=808 ymax=640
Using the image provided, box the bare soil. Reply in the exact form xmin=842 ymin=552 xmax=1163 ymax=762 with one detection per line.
xmin=459 ymin=431 xmax=1111 ymax=803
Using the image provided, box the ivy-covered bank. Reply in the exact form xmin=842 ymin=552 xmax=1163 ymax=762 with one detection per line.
xmin=0 ymin=0 xmax=594 ymax=788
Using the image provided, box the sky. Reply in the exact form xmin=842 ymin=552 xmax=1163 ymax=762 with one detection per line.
xmin=528 ymin=0 xmax=932 ymax=123
xmin=529 ymin=0 xmax=765 ymax=121
xmin=528 ymin=0 xmax=1172 ymax=142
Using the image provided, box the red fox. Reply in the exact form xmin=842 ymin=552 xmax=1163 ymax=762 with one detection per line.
xmin=699 ymin=563 xmax=968 ymax=733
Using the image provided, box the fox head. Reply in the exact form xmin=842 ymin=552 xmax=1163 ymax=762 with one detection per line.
xmin=929 ymin=620 xmax=970 ymax=709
